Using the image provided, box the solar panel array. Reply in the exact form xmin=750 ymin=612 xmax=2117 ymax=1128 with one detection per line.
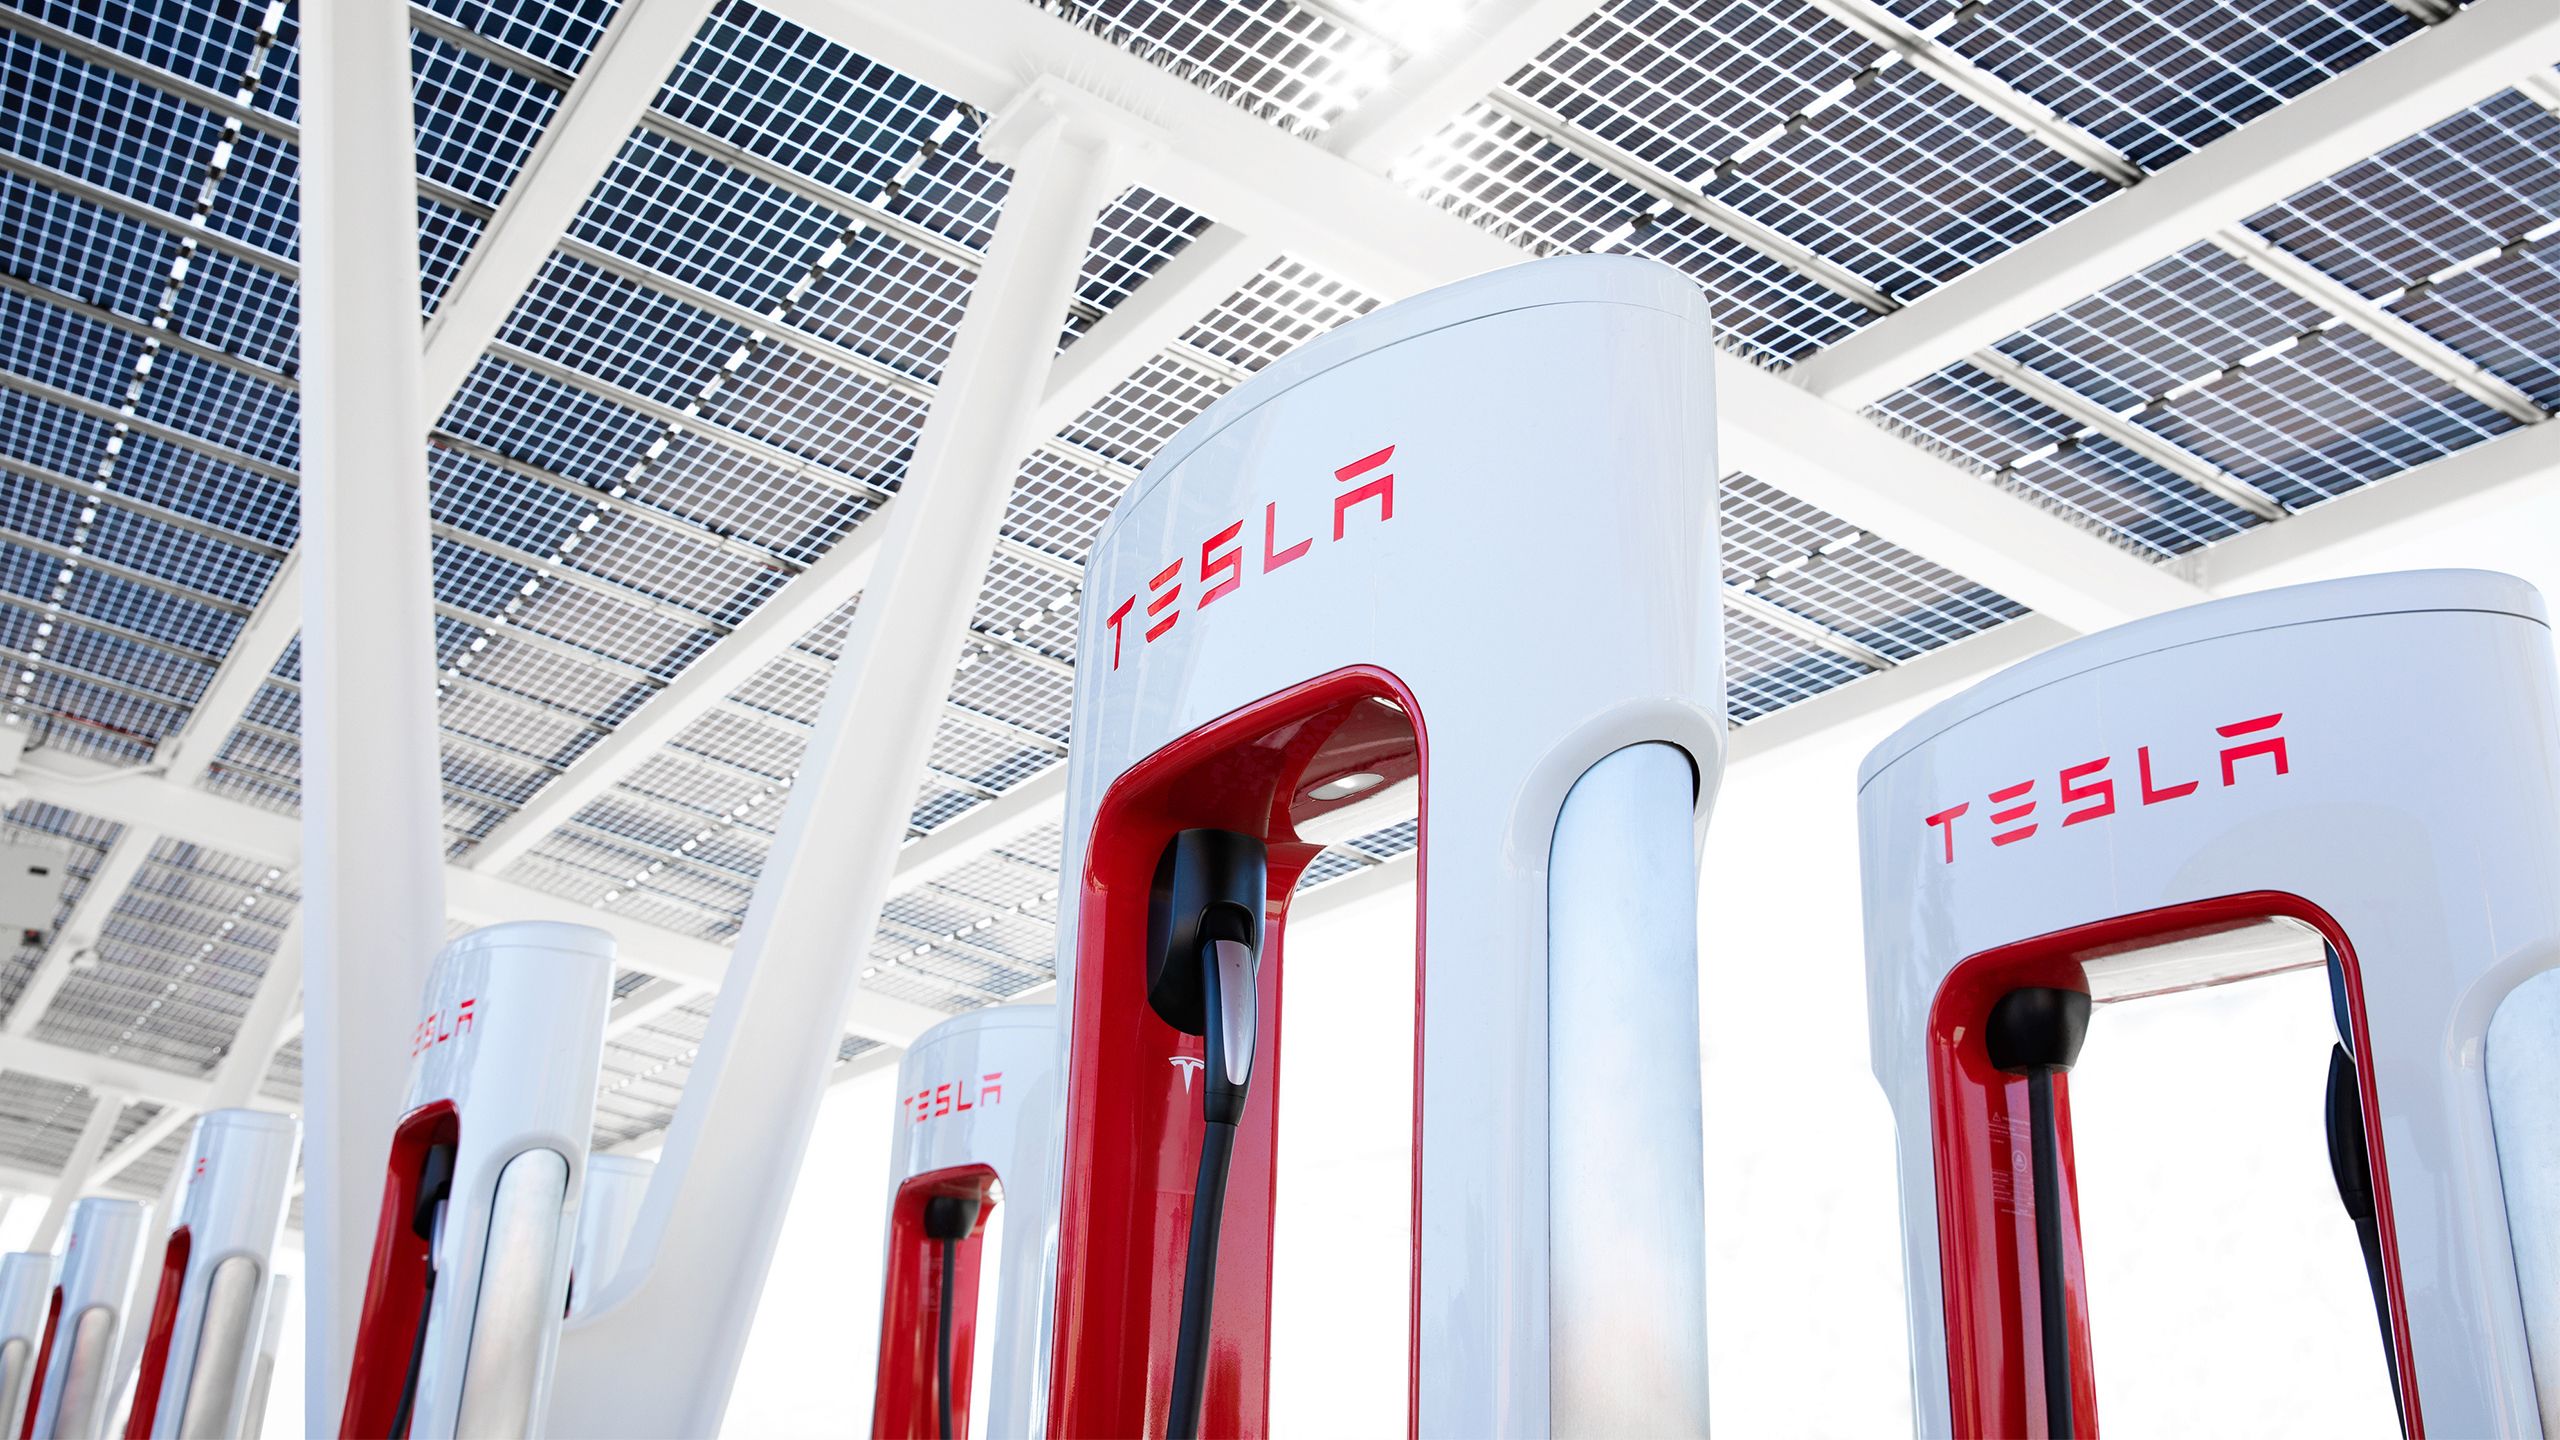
xmin=0 ymin=0 xmax=2550 ymax=1188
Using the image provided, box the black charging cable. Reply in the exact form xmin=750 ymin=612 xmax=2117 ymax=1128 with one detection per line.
xmin=1147 ymin=829 xmax=1266 ymax=1440
xmin=921 ymin=1195 xmax=984 ymax=1440
xmin=2320 ymin=950 xmax=2406 ymax=1433
xmin=1987 ymin=986 xmax=2092 ymax=1440
xmin=390 ymin=1141 xmax=457 ymax=1440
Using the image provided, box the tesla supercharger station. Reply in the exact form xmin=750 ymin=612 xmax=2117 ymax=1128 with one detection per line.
xmin=567 ymin=1155 xmax=651 ymax=1319
xmin=124 ymin=1108 xmax=298 ymax=1439
xmin=0 ymin=1253 xmax=53 ymax=1432
xmin=338 ymin=920 xmax=612 ymax=1438
xmin=1035 ymin=253 xmax=1724 ymax=1437
xmin=26 ymin=1197 xmax=142 ymax=1440
xmin=871 ymin=1005 xmax=1056 ymax=1440
xmin=1859 ymin=570 xmax=2560 ymax=1438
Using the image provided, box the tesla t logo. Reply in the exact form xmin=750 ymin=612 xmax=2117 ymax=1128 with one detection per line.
xmin=904 ymin=1072 xmax=1004 ymax=1125
xmin=1104 ymin=444 xmax=1399 ymax=671
xmin=1169 ymin=1055 xmax=1204 ymax=1093
xmin=411 ymin=997 xmax=477 ymax=1057
xmin=1924 ymin=713 xmax=2290 ymax=863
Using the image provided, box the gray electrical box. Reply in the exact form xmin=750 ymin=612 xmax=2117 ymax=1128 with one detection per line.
xmin=0 ymin=842 xmax=71 ymax=950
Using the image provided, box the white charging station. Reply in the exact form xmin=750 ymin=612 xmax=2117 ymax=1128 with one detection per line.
xmin=568 ymin=1155 xmax=652 ymax=1320
xmin=870 ymin=1005 xmax=1055 ymax=1439
xmin=338 ymin=920 xmax=612 ymax=1438
xmin=0 ymin=1251 xmax=52 ymax=1432
xmin=125 ymin=1108 xmax=298 ymax=1439
xmin=1860 ymin=570 xmax=2560 ymax=1437
xmin=26 ymin=1196 xmax=141 ymax=1440
xmin=1037 ymin=253 xmax=1725 ymax=1437
xmin=241 ymin=1275 xmax=284 ymax=1440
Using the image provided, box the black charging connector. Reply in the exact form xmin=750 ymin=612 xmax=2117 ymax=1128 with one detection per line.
xmin=921 ymin=1195 xmax=984 ymax=1440
xmin=1146 ymin=828 xmax=1266 ymax=1440
xmin=2321 ymin=948 xmax=2406 ymax=1433
xmin=1987 ymin=986 xmax=2091 ymax=1440
xmin=391 ymin=1141 xmax=457 ymax=1440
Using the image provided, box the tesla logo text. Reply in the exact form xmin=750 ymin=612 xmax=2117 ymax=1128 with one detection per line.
xmin=1925 ymin=713 xmax=2290 ymax=863
xmin=904 ymin=1072 xmax=1003 ymax=1125
xmin=1169 ymin=1055 xmax=1204 ymax=1093
xmin=1104 ymin=444 xmax=1398 ymax=670
xmin=411 ymin=997 xmax=477 ymax=1056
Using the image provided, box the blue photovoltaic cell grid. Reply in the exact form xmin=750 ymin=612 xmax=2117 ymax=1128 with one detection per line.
xmin=1931 ymin=0 xmax=2415 ymax=173
xmin=2136 ymin=327 xmax=2519 ymax=511
xmin=2248 ymin=90 xmax=2560 ymax=300
xmin=0 ymin=541 xmax=243 ymax=657
xmin=0 ymin=0 xmax=267 ymax=98
xmin=417 ymin=195 xmax=488 ymax=317
xmin=0 ymin=289 xmax=144 ymax=407
xmin=1067 ymin=187 xmax=1210 ymax=345
xmin=131 ymin=350 xmax=299 ymax=469
xmin=1724 ymin=607 xmax=1871 ymax=722
xmin=420 ymin=0 xmax=618 ymax=74
xmin=501 ymin=251 xmax=756 ymax=412
xmin=656 ymin=3 xmax=960 ymax=205
xmin=884 ymin=125 xmax=1009 ymax=255
xmin=573 ymin=126 xmax=853 ymax=312
xmin=429 ymin=444 xmax=591 ymax=558
xmin=1706 ymin=62 xmax=2116 ymax=303
xmin=2395 ymin=240 xmax=2560 ymax=410
xmin=439 ymin=354 xmax=667 ymax=492
xmin=4 ymin=176 xmax=181 ymax=325
xmin=411 ymin=27 xmax=564 ymax=208
xmin=0 ymin=31 xmax=222 ymax=220
xmin=1996 ymin=242 xmax=2327 ymax=412
xmin=110 ymin=429 xmax=299 ymax=548
xmin=0 ymin=387 xmax=108 ymax=479
xmin=0 ymin=473 xmax=275 ymax=611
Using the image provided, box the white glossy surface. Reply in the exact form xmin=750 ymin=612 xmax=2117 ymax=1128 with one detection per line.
xmin=396 ymin=921 xmax=611 ymax=1439
xmin=567 ymin=1156 xmax=652 ymax=1320
xmin=1548 ymin=743 xmax=1710 ymax=1435
xmin=30 ymin=1197 xmax=141 ymax=1440
xmin=882 ymin=1006 xmax=1057 ymax=1440
xmin=142 ymin=1109 xmax=299 ymax=1440
xmin=1859 ymin=570 xmax=2560 ymax=1438
xmin=2489 ymin=967 xmax=2560 ymax=1436
xmin=0 ymin=1250 xmax=54 ymax=1429
xmin=1045 ymin=253 xmax=1727 ymax=1436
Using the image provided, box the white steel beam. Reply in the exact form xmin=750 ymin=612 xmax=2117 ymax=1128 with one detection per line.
xmin=1789 ymin=0 xmax=2560 ymax=403
xmin=9 ymin=832 xmax=152 ymax=1038
xmin=30 ymin=1091 xmax=126 ymax=1251
xmin=297 ymin=0 xmax=446 ymax=1410
xmin=548 ymin=83 xmax=1135 ymax=1439
xmin=89 ymin=1102 xmax=190 ymax=1190
xmin=0 ymin=1037 xmax=210 ymax=1112
xmin=11 ymin=757 xmax=951 ymax=1047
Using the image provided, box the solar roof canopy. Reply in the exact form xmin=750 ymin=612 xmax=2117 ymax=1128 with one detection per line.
xmin=0 ymin=0 xmax=2553 ymax=1241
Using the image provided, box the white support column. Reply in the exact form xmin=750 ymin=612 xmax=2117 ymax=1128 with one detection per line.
xmin=30 ymin=1091 xmax=125 ymax=1251
xmin=296 ymin=0 xmax=446 ymax=1418
xmin=547 ymin=81 xmax=1136 ymax=1439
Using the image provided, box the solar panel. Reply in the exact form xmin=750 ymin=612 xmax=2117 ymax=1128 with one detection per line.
xmin=2394 ymin=237 xmax=2560 ymax=410
xmin=1929 ymin=0 xmax=2414 ymax=172
xmin=1720 ymin=473 xmax=2026 ymax=662
xmin=1037 ymin=0 xmax=1403 ymax=133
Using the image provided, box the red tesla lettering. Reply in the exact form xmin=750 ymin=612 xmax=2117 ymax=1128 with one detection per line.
xmin=955 ymin=1081 xmax=973 ymax=1113
xmin=2137 ymin=746 xmax=2198 ymax=804
xmin=1263 ymin=501 xmax=1311 ymax=573
xmin=454 ymin=997 xmax=475 ymax=1039
xmin=1332 ymin=445 xmax=1395 ymax=540
xmin=1925 ymin=803 xmax=1969 ymax=864
xmin=1143 ymin=561 xmax=1182 ymax=642
xmin=980 ymin=1072 xmax=1003 ymax=1106
xmin=1106 ymin=595 xmax=1135 ymax=670
xmin=2217 ymin=713 xmax=2287 ymax=785
xmin=1987 ymin=781 xmax=2037 ymax=847
xmin=934 ymin=1082 xmax=954 ymax=1118
xmin=2058 ymin=758 xmax=2114 ymax=826
xmin=1199 ymin=522 xmax=1244 ymax=607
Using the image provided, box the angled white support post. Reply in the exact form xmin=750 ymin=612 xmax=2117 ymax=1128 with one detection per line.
xmin=546 ymin=80 xmax=1139 ymax=1439
xmin=296 ymin=0 xmax=448 ymax=1419
xmin=8 ymin=834 xmax=151 ymax=1038
xmin=30 ymin=1091 xmax=126 ymax=1251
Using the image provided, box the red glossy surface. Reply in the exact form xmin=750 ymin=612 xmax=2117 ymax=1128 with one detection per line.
xmin=338 ymin=1101 xmax=459 ymax=1440
xmin=1925 ymin=892 xmax=2419 ymax=1438
xmin=1048 ymin=667 xmax=1424 ymax=1440
xmin=872 ymin=1166 xmax=998 ymax=1440
xmin=121 ymin=1225 xmax=191 ymax=1439
xmin=19 ymin=1288 xmax=56 ymax=1440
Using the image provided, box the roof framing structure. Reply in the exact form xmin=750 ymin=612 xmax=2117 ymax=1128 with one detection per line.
xmin=0 ymin=0 xmax=2550 ymax=1214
